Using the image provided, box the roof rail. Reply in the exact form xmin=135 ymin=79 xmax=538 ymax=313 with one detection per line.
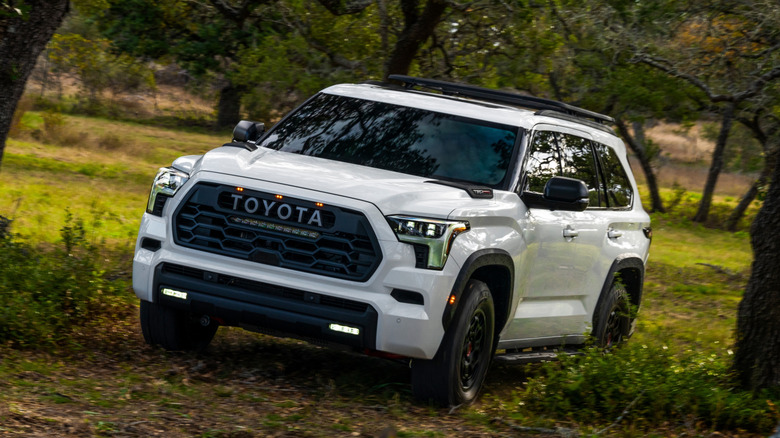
xmin=388 ymin=75 xmax=615 ymax=125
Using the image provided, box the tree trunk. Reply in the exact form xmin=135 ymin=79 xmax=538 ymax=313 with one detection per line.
xmin=216 ymin=82 xmax=244 ymax=128
xmin=734 ymin=147 xmax=780 ymax=390
xmin=727 ymin=115 xmax=780 ymax=231
xmin=726 ymin=179 xmax=762 ymax=232
xmin=614 ymin=119 xmax=665 ymax=213
xmin=0 ymin=0 xmax=70 ymax=170
xmin=724 ymin=149 xmax=776 ymax=231
xmin=693 ymin=102 xmax=735 ymax=223
xmin=383 ymin=0 xmax=448 ymax=78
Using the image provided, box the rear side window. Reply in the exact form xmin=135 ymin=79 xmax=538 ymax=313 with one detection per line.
xmin=595 ymin=143 xmax=633 ymax=208
xmin=558 ymin=134 xmax=602 ymax=207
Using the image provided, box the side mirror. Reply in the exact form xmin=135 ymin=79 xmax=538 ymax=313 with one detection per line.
xmin=233 ymin=120 xmax=266 ymax=143
xmin=545 ymin=176 xmax=589 ymax=204
xmin=522 ymin=176 xmax=589 ymax=211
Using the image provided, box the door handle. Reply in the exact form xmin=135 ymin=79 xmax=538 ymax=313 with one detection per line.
xmin=608 ymin=229 xmax=623 ymax=239
xmin=563 ymin=227 xmax=579 ymax=239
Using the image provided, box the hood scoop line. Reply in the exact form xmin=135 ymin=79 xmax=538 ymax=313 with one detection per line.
xmin=222 ymin=141 xmax=258 ymax=152
xmin=425 ymin=180 xmax=494 ymax=199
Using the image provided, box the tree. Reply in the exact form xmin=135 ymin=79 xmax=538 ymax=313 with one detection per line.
xmin=312 ymin=0 xmax=448 ymax=79
xmin=734 ymin=140 xmax=780 ymax=390
xmin=633 ymin=0 xmax=780 ymax=223
xmin=0 ymin=0 xmax=70 ymax=169
xmin=724 ymin=110 xmax=779 ymax=231
xmin=98 ymin=0 xmax=278 ymax=127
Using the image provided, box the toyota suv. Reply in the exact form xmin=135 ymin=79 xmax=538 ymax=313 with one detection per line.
xmin=132 ymin=75 xmax=651 ymax=406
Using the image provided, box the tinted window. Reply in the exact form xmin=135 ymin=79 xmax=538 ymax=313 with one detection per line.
xmin=260 ymin=94 xmax=518 ymax=187
xmin=595 ymin=143 xmax=633 ymax=208
xmin=559 ymin=134 xmax=602 ymax=207
xmin=524 ymin=131 xmax=560 ymax=193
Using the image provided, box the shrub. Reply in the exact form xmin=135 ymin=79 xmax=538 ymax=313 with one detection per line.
xmin=41 ymin=110 xmax=84 ymax=147
xmin=0 ymin=211 xmax=132 ymax=348
xmin=512 ymin=343 xmax=779 ymax=433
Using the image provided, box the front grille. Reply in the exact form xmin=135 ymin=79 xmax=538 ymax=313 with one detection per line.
xmin=173 ymin=183 xmax=382 ymax=281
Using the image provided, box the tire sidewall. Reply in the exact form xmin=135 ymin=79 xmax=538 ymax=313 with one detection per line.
xmin=594 ymin=283 xmax=630 ymax=349
xmin=441 ymin=280 xmax=495 ymax=405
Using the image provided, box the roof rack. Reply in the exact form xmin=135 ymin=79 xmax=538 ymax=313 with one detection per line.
xmin=388 ymin=75 xmax=615 ymax=125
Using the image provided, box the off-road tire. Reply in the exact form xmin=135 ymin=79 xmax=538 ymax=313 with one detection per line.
xmin=593 ymin=283 xmax=631 ymax=350
xmin=411 ymin=279 xmax=495 ymax=406
xmin=140 ymin=300 xmax=218 ymax=352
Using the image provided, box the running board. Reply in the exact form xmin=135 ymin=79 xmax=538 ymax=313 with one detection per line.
xmin=494 ymin=349 xmax=582 ymax=364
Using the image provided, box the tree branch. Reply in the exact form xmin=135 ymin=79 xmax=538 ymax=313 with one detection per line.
xmin=284 ymin=15 xmax=366 ymax=72
xmin=316 ymin=0 xmax=373 ymax=15
xmin=207 ymin=0 xmax=271 ymax=26
xmin=633 ymin=55 xmax=734 ymax=103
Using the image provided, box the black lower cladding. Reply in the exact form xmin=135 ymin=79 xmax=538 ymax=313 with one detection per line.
xmin=172 ymin=183 xmax=382 ymax=282
xmin=154 ymin=263 xmax=378 ymax=350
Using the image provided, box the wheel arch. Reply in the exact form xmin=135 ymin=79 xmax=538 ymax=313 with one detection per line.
xmin=593 ymin=256 xmax=645 ymax=328
xmin=443 ymin=249 xmax=514 ymax=336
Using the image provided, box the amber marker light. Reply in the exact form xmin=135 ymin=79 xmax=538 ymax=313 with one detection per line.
xmin=275 ymin=194 xmax=284 ymax=200
xmin=448 ymin=294 xmax=456 ymax=305
xmin=236 ymin=187 xmax=244 ymax=192
xmin=315 ymin=202 xmax=324 ymax=208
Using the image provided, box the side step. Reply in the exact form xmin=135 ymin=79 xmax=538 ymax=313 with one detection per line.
xmin=494 ymin=349 xmax=582 ymax=364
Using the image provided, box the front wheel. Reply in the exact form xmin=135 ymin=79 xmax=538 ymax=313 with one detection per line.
xmin=140 ymin=300 xmax=218 ymax=352
xmin=411 ymin=279 xmax=495 ymax=406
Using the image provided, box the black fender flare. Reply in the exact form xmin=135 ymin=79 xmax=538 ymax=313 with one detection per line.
xmin=442 ymin=249 xmax=514 ymax=332
xmin=592 ymin=256 xmax=646 ymax=327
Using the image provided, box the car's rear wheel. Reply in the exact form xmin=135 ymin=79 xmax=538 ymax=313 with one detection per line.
xmin=593 ymin=283 xmax=631 ymax=350
xmin=140 ymin=300 xmax=218 ymax=352
xmin=411 ymin=279 xmax=495 ymax=406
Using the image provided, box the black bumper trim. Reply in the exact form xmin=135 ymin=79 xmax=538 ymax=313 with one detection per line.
xmin=153 ymin=263 xmax=377 ymax=350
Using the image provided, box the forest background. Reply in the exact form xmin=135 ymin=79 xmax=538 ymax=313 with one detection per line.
xmin=0 ymin=0 xmax=779 ymax=436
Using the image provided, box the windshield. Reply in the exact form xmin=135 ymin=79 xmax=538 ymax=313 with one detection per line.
xmin=259 ymin=93 xmax=519 ymax=188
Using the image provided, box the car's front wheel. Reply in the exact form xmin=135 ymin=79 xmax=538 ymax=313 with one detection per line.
xmin=411 ymin=279 xmax=495 ymax=406
xmin=140 ymin=300 xmax=218 ymax=352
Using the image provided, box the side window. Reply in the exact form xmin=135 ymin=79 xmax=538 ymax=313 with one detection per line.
xmin=595 ymin=143 xmax=633 ymax=208
xmin=524 ymin=131 xmax=560 ymax=193
xmin=559 ymin=134 xmax=602 ymax=207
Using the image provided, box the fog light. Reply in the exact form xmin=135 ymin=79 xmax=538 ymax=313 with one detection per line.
xmin=329 ymin=323 xmax=360 ymax=336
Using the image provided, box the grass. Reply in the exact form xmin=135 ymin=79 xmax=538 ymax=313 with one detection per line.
xmin=1 ymin=111 xmax=778 ymax=436
xmin=1 ymin=111 xmax=225 ymax=242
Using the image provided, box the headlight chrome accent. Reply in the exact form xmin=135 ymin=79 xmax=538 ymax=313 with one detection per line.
xmin=147 ymin=167 xmax=190 ymax=215
xmin=386 ymin=215 xmax=469 ymax=269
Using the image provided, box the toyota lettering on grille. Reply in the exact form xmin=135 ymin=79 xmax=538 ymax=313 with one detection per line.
xmin=229 ymin=193 xmax=324 ymax=228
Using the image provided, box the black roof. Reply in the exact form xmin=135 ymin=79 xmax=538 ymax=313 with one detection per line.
xmin=387 ymin=75 xmax=615 ymax=125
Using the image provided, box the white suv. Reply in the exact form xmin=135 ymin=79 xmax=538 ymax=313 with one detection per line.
xmin=132 ymin=76 xmax=651 ymax=406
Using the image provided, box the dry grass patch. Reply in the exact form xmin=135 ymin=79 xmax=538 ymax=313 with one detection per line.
xmin=646 ymin=122 xmax=715 ymax=162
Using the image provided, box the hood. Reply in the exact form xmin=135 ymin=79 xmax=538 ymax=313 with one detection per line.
xmin=195 ymin=146 xmax=494 ymax=218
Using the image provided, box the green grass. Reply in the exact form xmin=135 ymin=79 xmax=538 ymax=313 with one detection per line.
xmin=650 ymin=216 xmax=752 ymax=272
xmin=1 ymin=112 xmax=225 ymax=242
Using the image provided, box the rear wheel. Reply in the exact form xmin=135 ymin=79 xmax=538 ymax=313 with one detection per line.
xmin=411 ymin=279 xmax=495 ymax=406
xmin=140 ymin=300 xmax=218 ymax=352
xmin=593 ymin=283 xmax=631 ymax=350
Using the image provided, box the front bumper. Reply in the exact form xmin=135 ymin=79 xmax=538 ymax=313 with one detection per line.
xmin=133 ymin=180 xmax=462 ymax=360
xmin=153 ymin=262 xmax=379 ymax=349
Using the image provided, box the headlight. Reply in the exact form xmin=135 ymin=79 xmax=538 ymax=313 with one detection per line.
xmin=146 ymin=167 xmax=190 ymax=215
xmin=387 ymin=215 xmax=469 ymax=269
